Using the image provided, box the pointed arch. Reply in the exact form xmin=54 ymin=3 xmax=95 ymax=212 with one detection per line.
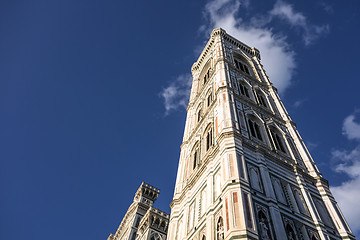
xmin=285 ymin=223 xmax=297 ymax=240
xmin=216 ymin=216 xmax=224 ymax=240
xmin=257 ymin=209 xmax=272 ymax=240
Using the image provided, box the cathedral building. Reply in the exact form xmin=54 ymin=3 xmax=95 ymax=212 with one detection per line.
xmin=167 ymin=28 xmax=355 ymax=240
xmin=107 ymin=183 xmax=169 ymax=240
xmin=108 ymin=28 xmax=355 ymax=240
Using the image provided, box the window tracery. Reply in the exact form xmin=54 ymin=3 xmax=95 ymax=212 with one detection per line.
xmin=269 ymin=128 xmax=286 ymax=153
xmin=216 ymin=217 xmax=224 ymax=240
xmin=247 ymin=118 xmax=263 ymax=141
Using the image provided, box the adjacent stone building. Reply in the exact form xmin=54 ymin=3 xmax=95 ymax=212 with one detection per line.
xmin=107 ymin=183 xmax=169 ymax=240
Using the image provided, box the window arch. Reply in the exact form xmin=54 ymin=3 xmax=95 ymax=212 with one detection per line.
xmin=196 ymin=106 xmax=203 ymax=123
xmin=234 ymin=57 xmax=251 ymax=75
xmin=247 ymin=115 xmax=264 ymax=141
xmin=239 ymin=81 xmax=250 ymax=98
xmin=216 ymin=217 xmax=224 ymax=240
xmin=206 ymin=90 xmax=213 ymax=107
xmin=191 ymin=142 xmax=200 ymax=170
xmin=255 ymin=90 xmax=268 ymax=108
xmin=258 ymin=210 xmax=272 ymax=240
xmin=150 ymin=233 xmax=161 ymax=240
xmin=269 ymin=127 xmax=287 ymax=153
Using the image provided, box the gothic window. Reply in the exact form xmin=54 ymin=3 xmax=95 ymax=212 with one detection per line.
xmin=285 ymin=223 xmax=297 ymax=240
xmin=234 ymin=59 xmax=250 ymax=75
xmin=272 ymin=178 xmax=287 ymax=204
xmin=293 ymin=189 xmax=308 ymax=215
xmin=270 ymin=128 xmax=286 ymax=153
xmin=256 ymin=91 xmax=268 ymax=108
xmin=192 ymin=143 xmax=200 ymax=170
xmin=197 ymin=108 xmax=202 ymax=122
xmin=216 ymin=217 xmax=224 ymax=240
xmin=203 ymin=68 xmax=210 ymax=84
xmin=249 ymin=166 xmax=262 ymax=192
xmin=206 ymin=128 xmax=213 ymax=151
xmin=151 ymin=233 xmax=161 ymax=240
xmin=258 ymin=210 xmax=272 ymax=240
xmin=207 ymin=92 xmax=213 ymax=107
xmin=248 ymin=118 xmax=263 ymax=141
xmin=239 ymin=82 xmax=250 ymax=98
xmin=160 ymin=221 xmax=166 ymax=231
xmin=131 ymin=232 xmax=137 ymax=240
xmin=135 ymin=216 xmax=141 ymax=227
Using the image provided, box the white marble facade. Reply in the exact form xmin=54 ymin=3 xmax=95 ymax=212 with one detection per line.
xmin=167 ymin=28 xmax=356 ymax=240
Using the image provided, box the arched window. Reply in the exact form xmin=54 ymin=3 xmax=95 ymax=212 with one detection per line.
xmin=285 ymin=223 xmax=296 ymax=240
xmin=206 ymin=128 xmax=213 ymax=151
xmin=197 ymin=108 xmax=202 ymax=123
xmin=258 ymin=210 xmax=272 ymax=240
xmin=247 ymin=118 xmax=263 ymax=141
xmin=135 ymin=216 xmax=141 ymax=227
xmin=151 ymin=233 xmax=161 ymax=240
xmin=256 ymin=90 xmax=268 ymax=108
xmin=207 ymin=92 xmax=213 ymax=107
xmin=239 ymin=82 xmax=250 ymax=98
xmin=131 ymin=232 xmax=137 ymax=240
xmin=191 ymin=143 xmax=200 ymax=170
xmin=201 ymin=235 xmax=206 ymax=240
xmin=203 ymin=68 xmax=210 ymax=84
xmin=216 ymin=217 xmax=224 ymax=240
xmin=234 ymin=58 xmax=250 ymax=75
xmin=269 ymin=128 xmax=286 ymax=153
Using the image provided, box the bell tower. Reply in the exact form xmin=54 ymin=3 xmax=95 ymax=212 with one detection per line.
xmin=167 ymin=28 xmax=355 ymax=240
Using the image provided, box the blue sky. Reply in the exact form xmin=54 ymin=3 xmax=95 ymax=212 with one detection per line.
xmin=1 ymin=0 xmax=359 ymax=239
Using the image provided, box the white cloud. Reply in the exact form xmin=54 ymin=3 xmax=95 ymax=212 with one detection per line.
xmin=160 ymin=0 xmax=328 ymax=114
xmin=202 ymin=0 xmax=296 ymax=94
xmin=293 ymin=98 xmax=308 ymax=108
xmin=269 ymin=0 xmax=329 ymax=45
xmin=331 ymin=177 xmax=360 ymax=235
xmin=342 ymin=113 xmax=360 ymax=140
xmin=330 ymin=113 xmax=360 ymax=237
xmin=159 ymin=74 xmax=192 ymax=115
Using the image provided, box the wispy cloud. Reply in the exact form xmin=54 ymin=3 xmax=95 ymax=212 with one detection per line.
xmin=331 ymin=112 xmax=360 ymax=236
xmin=320 ymin=1 xmax=334 ymax=14
xmin=292 ymin=98 xmax=308 ymax=108
xmin=269 ymin=0 xmax=329 ymax=45
xmin=159 ymin=74 xmax=192 ymax=116
xmin=201 ymin=0 xmax=296 ymax=94
xmin=342 ymin=113 xmax=360 ymax=140
xmin=160 ymin=0 xmax=328 ymax=114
